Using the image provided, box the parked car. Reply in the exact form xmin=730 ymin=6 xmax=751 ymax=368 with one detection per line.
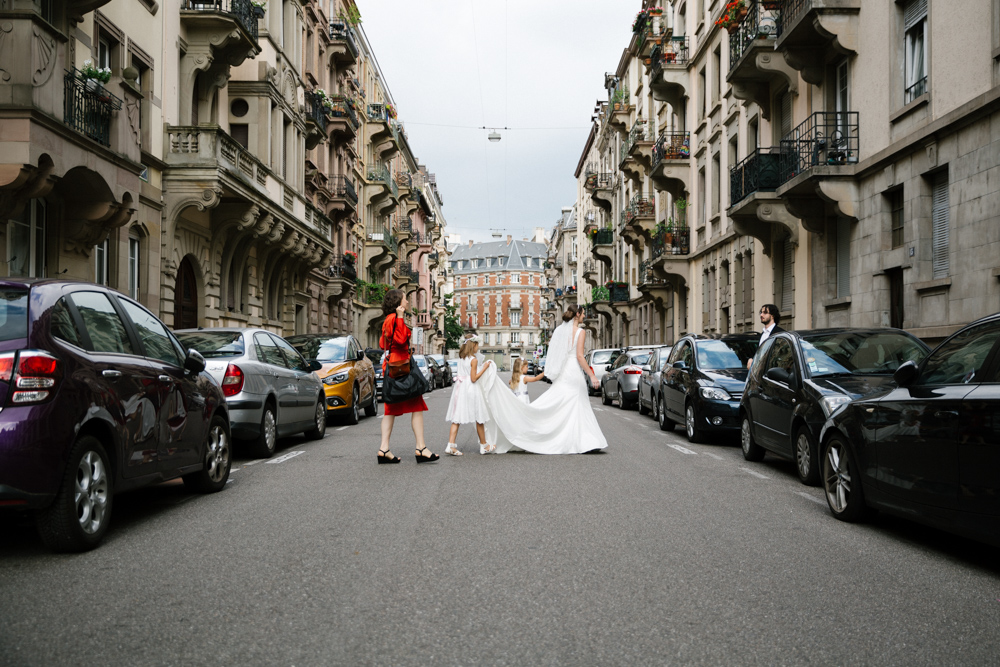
xmin=637 ymin=346 xmax=673 ymax=419
xmin=176 ymin=328 xmax=326 ymax=458
xmin=658 ymin=334 xmax=759 ymax=441
xmin=600 ymin=348 xmax=655 ymax=409
xmin=414 ymin=355 xmax=436 ymax=392
xmin=740 ymin=328 xmax=929 ymax=485
xmin=428 ymin=354 xmax=454 ymax=386
xmin=447 ymin=358 xmax=459 ymax=380
xmin=366 ymin=348 xmax=386 ymax=397
xmin=585 ymin=348 xmax=621 ymax=395
xmin=285 ymin=334 xmax=379 ymax=425
xmin=817 ymin=314 xmax=1000 ymax=547
xmin=426 ymin=356 xmax=448 ymax=389
xmin=0 ymin=279 xmax=231 ymax=552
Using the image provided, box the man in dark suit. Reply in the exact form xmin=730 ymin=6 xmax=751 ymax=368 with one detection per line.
xmin=747 ymin=304 xmax=784 ymax=368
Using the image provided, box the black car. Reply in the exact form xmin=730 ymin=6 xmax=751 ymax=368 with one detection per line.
xmin=740 ymin=328 xmax=929 ymax=485
xmin=817 ymin=314 xmax=1000 ymax=547
xmin=428 ymin=354 xmax=454 ymax=387
xmin=638 ymin=345 xmax=672 ymax=419
xmin=658 ymin=334 xmax=759 ymax=441
xmin=426 ymin=356 xmax=448 ymax=389
xmin=366 ymin=348 xmax=385 ymax=397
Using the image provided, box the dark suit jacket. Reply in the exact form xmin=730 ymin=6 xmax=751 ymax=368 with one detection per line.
xmin=759 ymin=325 xmax=784 ymax=343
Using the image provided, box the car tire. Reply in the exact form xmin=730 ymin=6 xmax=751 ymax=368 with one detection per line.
xmin=651 ymin=393 xmax=659 ymax=421
xmin=182 ymin=415 xmax=231 ymax=494
xmin=658 ymin=396 xmax=676 ymax=432
xmin=364 ymin=386 xmax=378 ymax=417
xmin=638 ymin=392 xmax=650 ymax=416
xmin=617 ymin=384 xmax=628 ymax=410
xmin=601 ymin=384 xmax=612 ymax=406
xmin=248 ymin=402 xmax=278 ymax=458
xmin=822 ymin=435 xmax=872 ymax=522
xmin=684 ymin=402 xmax=704 ymax=443
xmin=344 ymin=385 xmax=360 ymax=425
xmin=36 ymin=436 xmax=113 ymax=553
xmin=741 ymin=414 xmax=766 ymax=461
xmin=304 ymin=396 xmax=327 ymax=440
xmin=795 ymin=426 xmax=820 ymax=486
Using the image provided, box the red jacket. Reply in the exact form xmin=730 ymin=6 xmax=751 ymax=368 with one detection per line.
xmin=379 ymin=314 xmax=410 ymax=372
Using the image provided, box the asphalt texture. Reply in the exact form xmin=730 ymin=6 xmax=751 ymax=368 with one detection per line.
xmin=1 ymin=376 xmax=999 ymax=666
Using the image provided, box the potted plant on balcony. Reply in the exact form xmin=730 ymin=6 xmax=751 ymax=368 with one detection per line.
xmin=343 ymin=250 xmax=357 ymax=264
xmin=385 ymin=103 xmax=397 ymax=120
xmin=251 ymin=0 xmax=266 ymax=18
xmin=79 ymin=60 xmax=112 ymax=94
xmin=715 ymin=1 xmax=747 ymax=33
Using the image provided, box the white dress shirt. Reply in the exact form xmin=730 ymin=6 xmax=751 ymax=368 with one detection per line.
xmin=759 ymin=322 xmax=776 ymax=345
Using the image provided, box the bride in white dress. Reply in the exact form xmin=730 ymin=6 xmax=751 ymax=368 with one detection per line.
xmin=477 ymin=305 xmax=608 ymax=454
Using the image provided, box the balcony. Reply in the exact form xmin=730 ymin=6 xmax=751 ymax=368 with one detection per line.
xmin=366 ymin=103 xmax=393 ymax=144
xmin=582 ymin=258 xmax=600 ymax=287
xmin=395 ymin=264 xmax=420 ymax=289
xmin=621 ymin=194 xmax=655 ymax=250
xmin=650 ymin=131 xmax=691 ymax=199
xmin=648 ymin=38 xmax=691 ymax=110
xmin=63 ymin=71 xmax=123 ymax=148
xmin=649 ymin=226 xmax=690 ymax=287
xmin=329 ymin=22 xmax=359 ymax=66
xmin=730 ymin=147 xmax=782 ymax=206
xmin=589 ymin=228 xmax=615 ymax=268
xmin=365 ymin=162 xmax=398 ymax=214
xmin=775 ymin=0 xmax=861 ymax=85
xmin=607 ymin=81 xmax=632 ymax=135
xmin=584 ymin=172 xmax=615 ymax=213
xmin=365 ymin=224 xmax=396 ymax=270
xmin=325 ymin=259 xmax=356 ymax=302
xmin=619 ymin=121 xmax=653 ymax=181
xmin=374 ymin=120 xmax=402 ymax=160
xmin=632 ymin=8 xmax=671 ymax=58
xmin=327 ymin=175 xmax=358 ymax=218
xmin=609 ymin=283 xmax=631 ymax=303
xmin=638 ymin=259 xmax=675 ymax=308
xmin=326 ymin=95 xmax=360 ymax=142
xmin=304 ymin=91 xmax=328 ymax=149
xmin=727 ymin=1 xmax=797 ymax=120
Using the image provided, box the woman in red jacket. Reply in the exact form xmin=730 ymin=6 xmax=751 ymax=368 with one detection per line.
xmin=377 ymin=289 xmax=437 ymax=464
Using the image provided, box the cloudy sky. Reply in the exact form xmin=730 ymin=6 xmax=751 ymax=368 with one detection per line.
xmin=359 ymin=1 xmax=639 ymax=244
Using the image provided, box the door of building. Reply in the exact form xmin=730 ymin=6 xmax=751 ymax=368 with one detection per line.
xmin=174 ymin=257 xmax=198 ymax=329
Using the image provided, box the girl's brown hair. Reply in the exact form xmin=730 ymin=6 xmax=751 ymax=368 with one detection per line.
xmin=509 ymin=359 xmax=524 ymax=390
xmin=562 ymin=304 xmax=579 ymax=322
xmin=382 ymin=289 xmax=403 ymax=316
xmin=459 ymin=335 xmax=478 ymax=359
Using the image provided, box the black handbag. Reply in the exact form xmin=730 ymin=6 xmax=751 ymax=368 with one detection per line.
xmin=382 ymin=317 xmax=428 ymax=404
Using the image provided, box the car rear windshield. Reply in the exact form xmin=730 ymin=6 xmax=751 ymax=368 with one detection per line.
xmin=429 ymin=355 xmax=446 ymax=365
xmin=415 ymin=357 xmax=428 ymax=367
xmin=800 ymin=331 xmax=927 ymax=377
xmin=0 ymin=289 xmax=28 ymax=342
xmin=592 ymin=350 xmax=615 ymax=364
xmin=697 ymin=339 xmax=758 ymax=370
xmin=176 ymin=331 xmax=244 ymax=358
xmin=630 ymin=352 xmax=652 ymax=365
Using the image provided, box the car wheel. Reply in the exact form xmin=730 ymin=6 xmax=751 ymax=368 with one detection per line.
xmin=795 ymin=426 xmax=820 ymax=486
xmin=616 ymin=384 xmax=628 ymax=410
xmin=822 ymin=436 xmax=872 ymax=522
xmin=36 ymin=436 xmax=113 ymax=553
xmin=651 ymin=393 xmax=659 ymax=421
xmin=344 ymin=385 xmax=360 ymax=425
xmin=684 ymin=402 xmax=704 ymax=443
xmin=364 ymin=386 xmax=378 ymax=417
xmin=601 ymin=383 xmax=612 ymax=406
xmin=304 ymin=396 xmax=327 ymax=440
xmin=638 ymin=391 xmax=650 ymax=416
xmin=182 ymin=415 xmax=231 ymax=493
xmin=248 ymin=403 xmax=277 ymax=458
xmin=658 ymin=396 xmax=675 ymax=432
xmin=741 ymin=414 xmax=765 ymax=461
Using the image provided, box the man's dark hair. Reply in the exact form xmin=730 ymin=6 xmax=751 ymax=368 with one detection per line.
xmin=761 ymin=304 xmax=781 ymax=325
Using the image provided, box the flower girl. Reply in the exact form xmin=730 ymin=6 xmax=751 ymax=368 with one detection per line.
xmin=444 ymin=334 xmax=495 ymax=455
xmin=509 ymin=359 xmax=544 ymax=405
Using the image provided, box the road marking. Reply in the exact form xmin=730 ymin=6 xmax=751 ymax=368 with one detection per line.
xmin=667 ymin=443 xmax=696 ymax=455
xmin=335 ymin=426 xmax=349 ymax=431
xmin=638 ymin=423 xmax=649 ymax=428
xmin=702 ymin=452 xmax=724 ymax=461
xmin=266 ymin=450 xmax=305 ymax=465
xmin=621 ymin=416 xmax=632 ymax=421
xmin=593 ymin=408 xmax=604 ymax=412
xmin=740 ymin=467 xmax=770 ymax=480
xmin=796 ymin=492 xmax=826 ymax=505
xmin=242 ymin=459 xmax=263 ymax=467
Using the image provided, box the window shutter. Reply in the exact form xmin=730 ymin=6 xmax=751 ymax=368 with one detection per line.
xmin=931 ymin=172 xmax=950 ymax=279
xmin=904 ymin=0 xmax=927 ymax=30
xmin=836 ymin=219 xmax=851 ymax=298
xmin=780 ymin=240 xmax=794 ymax=314
xmin=780 ymin=91 xmax=792 ymax=138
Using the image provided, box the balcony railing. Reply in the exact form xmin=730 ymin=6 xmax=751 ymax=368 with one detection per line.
xmin=619 ymin=121 xmax=649 ymax=165
xmin=367 ymin=103 xmax=389 ymax=123
xmin=331 ymin=175 xmax=358 ymax=204
xmin=400 ymin=265 xmax=421 ymax=282
xmin=652 ymin=131 xmax=691 ymax=168
xmin=590 ymin=228 xmax=614 ymax=246
xmin=328 ymin=95 xmax=360 ymax=129
xmin=329 ymin=260 xmax=357 ymax=282
xmin=368 ymin=162 xmax=398 ymax=198
xmin=775 ymin=0 xmax=808 ymax=38
xmin=650 ymin=225 xmax=690 ymax=258
xmin=729 ymin=1 xmax=777 ymax=72
xmin=622 ymin=194 xmax=655 ymax=225
xmin=778 ymin=111 xmax=859 ymax=184
xmin=730 ymin=147 xmax=782 ymax=205
xmin=63 ymin=70 xmax=122 ymax=147
xmin=609 ymin=284 xmax=630 ymax=302
xmin=584 ymin=172 xmax=613 ymax=190
xmin=366 ymin=224 xmax=387 ymax=243
xmin=305 ymin=91 xmax=328 ymax=134
xmin=182 ymin=0 xmax=258 ymax=42
xmin=582 ymin=259 xmax=597 ymax=274
xmin=329 ymin=21 xmax=359 ymax=59
xmin=905 ymin=76 xmax=927 ymax=104
xmin=650 ymin=37 xmax=691 ymax=70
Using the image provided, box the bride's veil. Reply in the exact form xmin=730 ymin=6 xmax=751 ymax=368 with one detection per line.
xmin=543 ymin=320 xmax=574 ymax=382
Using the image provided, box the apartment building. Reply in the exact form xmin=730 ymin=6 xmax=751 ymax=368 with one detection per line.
xmin=449 ymin=238 xmax=546 ymax=369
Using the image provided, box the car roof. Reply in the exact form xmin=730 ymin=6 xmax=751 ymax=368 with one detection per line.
xmin=782 ymin=327 xmax=918 ymax=339
xmin=285 ymin=333 xmax=351 ymax=341
xmin=175 ymin=327 xmax=275 ymax=335
xmin=680 ymin=333 xmax=760 ymax=343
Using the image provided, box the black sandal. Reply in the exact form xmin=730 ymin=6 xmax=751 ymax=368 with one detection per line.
xmin=377 ymin=449 xmax=401 ymax=464
xmin=415 ymin=447 xmax=439 ymax=464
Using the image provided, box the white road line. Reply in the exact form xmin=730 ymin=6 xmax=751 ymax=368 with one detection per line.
xmin=593 ymin=408 xmax=604 ymax=412
xmin=702 ymin=452 xmax=724 ymax=461
xmin=335 ymin=426 xmax=349 ymax=431
xmin=638 ymin=423 xmax=649 ymax=428
xmin=621 ymin=416 xmax=632 ymax=421
xmin=667 ymin=443 xmax=697 ymax=455
xmin=740 ymin=466 xmax=770 ymax=480
xmin=241 ymin=459 xmax=263 ymax=467
xmin=796 ymin=491 xmax=826 ymax=505
xmin=266 ymin=450 xmax=305 ymax=465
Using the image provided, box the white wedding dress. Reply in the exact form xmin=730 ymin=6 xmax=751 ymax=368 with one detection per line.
xmin=478 ymin=324 xmax=608 ymax=454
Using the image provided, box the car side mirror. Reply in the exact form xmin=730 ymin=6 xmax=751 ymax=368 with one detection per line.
xmin=184 ymin=348 xmax=206 ymax=374
xmin=356 ymin=350 xmax=365 ymax=361
xmin=673 ymin=360 xmax=687 ymax=370
xmin=307 ymin=359 xmax=323 ymax=372
xmin=893 ymin=360 xmax=919 ymax=387
xmin=641 ymin=365 xmax=651 ymax=372
xmin=765 ymin=367 xmax=791 ymax=384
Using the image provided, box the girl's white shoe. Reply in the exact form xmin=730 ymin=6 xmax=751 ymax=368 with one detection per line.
xmin=479 ymin=442 xmax=496 ymax=454
xmin=444 ymin=443 xmax=463 ymax=456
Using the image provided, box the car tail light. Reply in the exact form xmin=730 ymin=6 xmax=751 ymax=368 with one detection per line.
xmin=222 ymin=363 xmax=244 ymax=397
xmin=0 ymin=353 xmax=14 ymax=382
xmin=10 ymin=350 xmax=61 ymax=404
xmin=623 ymin=366 xmax=642 ymax=375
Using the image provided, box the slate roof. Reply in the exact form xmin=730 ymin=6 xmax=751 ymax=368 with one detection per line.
xmin=449 ymin=240 xmax=547 ymax=274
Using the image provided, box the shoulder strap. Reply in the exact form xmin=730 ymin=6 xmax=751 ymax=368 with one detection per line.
xmin=388 ymin=314 xmax=399 ymax=355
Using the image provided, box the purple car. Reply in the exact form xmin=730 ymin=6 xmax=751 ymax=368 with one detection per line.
xmin=0 ymin=279 xmax=231 ymax=552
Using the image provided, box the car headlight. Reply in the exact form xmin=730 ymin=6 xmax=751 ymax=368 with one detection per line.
xmin=820 ymin=395 xmax=851 ymax=418
xmin=699 ymin=386 xmax=733 ymax=401
xmin=323 ymin=372 xmax=350 ymax=386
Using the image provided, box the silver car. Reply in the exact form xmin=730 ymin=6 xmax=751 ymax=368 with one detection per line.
xmin=176 ymin=328 xmax=326 ymax=458
xmin=586 ymin=348 xmax=621 ymax=395
xmin=637 ymin=346 xmax=673 ymax=420
xmin=600 ymin=348 xmax=655 ymax=409
xmin=413 ymin=354 xmax=434 ymax=393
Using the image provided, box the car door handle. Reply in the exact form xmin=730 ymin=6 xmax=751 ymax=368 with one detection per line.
xmin=935 ymin=410 xmax=959 ymax=419
xmin=102 ymin=369 xmax=122 ymax=378
xmin=158 ymin=375 xmax=171 ymax=382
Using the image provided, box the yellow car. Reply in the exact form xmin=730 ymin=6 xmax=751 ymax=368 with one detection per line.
xmin=285 ymin=334 xmax=378 ymax=424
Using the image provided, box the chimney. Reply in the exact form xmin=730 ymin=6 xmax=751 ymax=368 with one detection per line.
xmin=507 ymin=235 xmax=512 ymax=245
xmin=468 ymin=239 xmax=473 ymax=248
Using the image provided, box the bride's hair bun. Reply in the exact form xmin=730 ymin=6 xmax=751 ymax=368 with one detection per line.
xmin=561 ymin=304 xmax=579 ymax=322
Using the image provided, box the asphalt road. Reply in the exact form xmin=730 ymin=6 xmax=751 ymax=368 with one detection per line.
xmin=2 ymin=377 xmax=999 ymax=666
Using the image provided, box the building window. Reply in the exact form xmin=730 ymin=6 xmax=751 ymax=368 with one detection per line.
xmin=483 ymin=312 xmax=489 ymax=326
xmin=904 ymin=0 xmax=928 ymax=103
xmin=836 ymin=220 xmax=851 ymax=299
xmin=8 ymin=199 xmax=46 ymax=278
xmin=930 ymin=170 xmax=950 ymax=279
xmin=512 ymin=273 xmax=520 ymax=283
xmin=128 ymin=233 xmax=141 ymax=300
xmin=511 ymin=331 xmax=520 ymax=344
xmin=511 ymin=310 xmax=521 ymax=327
xmin=95 ymin=238 xmax=109 ymax=286
xmin=484 ymin=332 xmax=490 ymax=345
xmin=889 ymin=188 xmax=904 ymax=248
xmin=779 ymin=239 xmax=793 ymax=315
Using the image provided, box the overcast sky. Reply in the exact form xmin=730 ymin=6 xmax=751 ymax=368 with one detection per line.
xmin=359 ymin=1 xmax=639 ymax=244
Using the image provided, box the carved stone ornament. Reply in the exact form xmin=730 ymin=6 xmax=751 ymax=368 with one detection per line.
xmin=32 ymin=25 xmax=56 ymax=86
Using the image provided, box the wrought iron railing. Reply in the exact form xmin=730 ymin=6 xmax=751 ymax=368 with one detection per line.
xmin=778 ymin=111 xmax=859 ymax=184
xmin=366 ymin=223 xmax=387 ymax=243
xmin=730 ymin=147 xmax=782 ymax=205
xmin=386 ymin=234 xmax=398 ymax=255
xmin=729 ymin=1 xmax=778 ymax=72
xmin=651 ymin=226 xmax=691 ymax=257
xmin=905 ymin=76 xmax=927 ymax=104
xmin=305 ymin=91 xmax=328 ymax=134
xmin=329 ymin=21 xmax=359 ymax=59
xmin=582 ymin=259 xmax=597 ymax=274
xmin=590 ymin=228 xmax=614 ymax=246
xmin=610 ymin=284 xmax=630 ymax=302
xmin=329 ymin=260 xmax=357 ymax=282
xmin=619 ymin=121 xmax=650 ymax=165
xmin=182 ymin=0 xmax=258 ymax=42
xmin=584 ymin=172 xmax=613 ymax=190
xmin=331 ymin=175 xmax=358 ymax=204
xmin=367 ymin=103 xmax=389 ymax=122
xmin=400 ymin=265 xmax=420 ymax=282
xmin=63 ymin=70 xmax=122 ymax=147
xmin=652 ymin=131 xmax=691 ymax=169
xmin=398 ymin=219 xmax=412 ymax=234
xmin=775 ymin=0 xmax=809 ymax=38
xmin=328 ymin=95 xmax=359 ymax=129
xmin=367 ymin=162 xmax=391 ymax=186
